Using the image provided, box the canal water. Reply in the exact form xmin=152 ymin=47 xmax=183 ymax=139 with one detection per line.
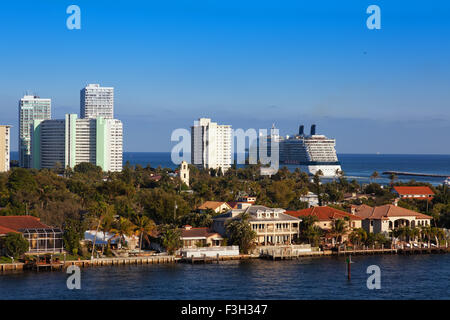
xmin=0 ymin=255 xmax=449 ymax=299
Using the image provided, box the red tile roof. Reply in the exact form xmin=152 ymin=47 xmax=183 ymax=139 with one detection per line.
xmin=0 ymin=216 xmax=50 ymax=234
xmin=285 ymin=206 xmax=362 ymax=221
xmin=0 ymin=225 xmax=17 ymax=234
xmin=393 ymin=186 xmax=434 ymax=196
xmin=352 ymin=204 xmax=432 ymax=220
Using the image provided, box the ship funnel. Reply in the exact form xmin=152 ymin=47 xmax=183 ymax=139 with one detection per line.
xmin=299 ymin=125 xmax=304 ymax=136
xmin=310 ymin=124 xmax=316 ymax=135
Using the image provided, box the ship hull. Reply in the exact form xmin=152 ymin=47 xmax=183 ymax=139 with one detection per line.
xmin=280 ymin=162 xmax=342 ymax=177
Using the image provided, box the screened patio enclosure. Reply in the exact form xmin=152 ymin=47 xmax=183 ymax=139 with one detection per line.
xmin=20 ymin=228 xmax=64 ymax=254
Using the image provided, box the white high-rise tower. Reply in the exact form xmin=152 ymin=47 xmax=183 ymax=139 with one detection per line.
xmin=191 ymin=118 xmax=232 ymax=173
xmin=80 ymin=84 xmax=114 ymax=119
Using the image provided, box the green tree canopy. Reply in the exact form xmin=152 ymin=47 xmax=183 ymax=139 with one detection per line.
xmin=1 ymin=233 xmax=29 ymax=258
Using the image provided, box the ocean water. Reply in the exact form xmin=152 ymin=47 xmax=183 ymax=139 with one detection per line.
xmin=0 ymin=255 xmax=449 ymax=300
xmin=10 ymin=152 xmax=450 ymax=185
xmin=121 ymin=152 xmax=450 ymax=185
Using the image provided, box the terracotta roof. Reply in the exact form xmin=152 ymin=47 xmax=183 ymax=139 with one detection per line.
xmin=393 ymin=186 xmax=434 ymax=196
xmin=0 ymin=225 xmax=18 ymax=235
xmin=352 ymin=204 xmax=432 ymax=220
xmin=198 ymin=201 xmax=231 ymax=211
xmin=180 ymin=227 xmax=221 ymax=239
xmin=285 ymin=206 xmax=362 ymax=221
xmin=0 ymin=216 xmax=50 ymax=234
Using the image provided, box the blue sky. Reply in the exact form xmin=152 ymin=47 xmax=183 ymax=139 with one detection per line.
xmin=1 ymin=0 xmax=450 ymax=153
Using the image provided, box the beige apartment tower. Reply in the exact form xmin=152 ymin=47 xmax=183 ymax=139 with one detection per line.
xmin=0 ymin=125 xmax=11 ymax=172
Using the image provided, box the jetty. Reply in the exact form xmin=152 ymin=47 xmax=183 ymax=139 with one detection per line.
xmin=62 ymin=255 xmax=176 ymax=268
xmin=180 ymin=254 xmax=252 ymax=264
xmin=336 ymin=245 xmax=449 ymax=256
xmin=259 ymin=244 xmax=324 ymax=260
xmin=259 ymin=244 xmax=449 ymax=260
xmin=0 ymin=263 xmax=24 ymax=272
xmin=1 ymin=255 xmax=176 ymax=273
xmin=382 ymin=171 xmax=448 ymax=178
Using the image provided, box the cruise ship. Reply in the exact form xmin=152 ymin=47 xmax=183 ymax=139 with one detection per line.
xmin=278 ymin=124 xmax=342 ymax=177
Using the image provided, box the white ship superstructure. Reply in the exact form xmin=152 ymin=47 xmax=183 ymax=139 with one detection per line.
xmin=279 ymin=124 xmax=342 ymax=177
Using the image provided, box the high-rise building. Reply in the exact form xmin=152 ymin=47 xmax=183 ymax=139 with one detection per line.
xmin=32 ymin=114 xmax=123 ymax=172
xmin=19 ymin=95 xmax=51 ymax=168
xmin=191 ymin=118 xmax=232 ymax=172
xmin=0 ymin=125 xmax=11 ymax=172
xmin=80 ymin=84 xmax=114 ymax=119
xmin=31 ymin=119 xmax=65 ymax=170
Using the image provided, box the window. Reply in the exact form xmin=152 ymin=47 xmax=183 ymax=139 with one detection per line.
xmin=20 ymin=228 xmax=63 ymax=253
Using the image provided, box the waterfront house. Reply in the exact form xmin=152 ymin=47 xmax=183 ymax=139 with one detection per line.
xmin=285 ymin=206 xmax=362 ymax=242
xmin=0 ymin=216 xmax=63 ymax=254
xmin=83 ymin=230 xmax=140 ymax=250
xmin=180 ymin=225 xmax=224 ymax=248
xmin=198 ymin=201 xmax=232 ymax=214
xmin=213 ymin=205 xmax=301 ymax=246
xmin=351 ymin=204 xmax=432 ymax=233
xmin=392 ymin=186 xmax=434 ymax=201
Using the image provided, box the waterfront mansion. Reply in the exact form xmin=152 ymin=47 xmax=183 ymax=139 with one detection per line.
xmin=351 ymin=204 xmax=432 ymax=234
xmin=212 ymin=204 xmax=301 ymax=246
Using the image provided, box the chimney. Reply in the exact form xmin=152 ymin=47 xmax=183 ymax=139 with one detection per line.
xmin=299 ymin=125 xmax=304 ymax=136
xmin=351 ymin=207 xmax=356 ymax=215
xmin=184 ymin=225 xmax=192 ymax=230
xmin=310 ymin=124 xmax=316 ymax=135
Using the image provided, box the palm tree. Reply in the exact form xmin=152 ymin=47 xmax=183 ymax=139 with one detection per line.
xmin=299 ymin=215 xmax=322 ymax=246
xmin=349 ymin=228 xmax=367 ymax=248
xmin=160 ymin=226 xmax=182 ymax=255
xmin=101 ymin=211 xmax=115 ymax=254
xmin=88 ymin=201 xmax=115 ymax=260
xmin=410 ymin=227 xmax=420 ymax=242
xmin=331 ymin=218 xmax=348 ymax=246
xmin=313 ymin=170 xmax=324 ymax=206
xmin=134 ymin=215 xmax=157 ymax=253
xmin=389 ymin=173 xmax=398 ymax=186
xmin=111 ymin=217 xmax=136 ymax=249
xmin=370 ymin=171 xmax=379 ymax=183
xmin=226 ymin=211 xmax=257 ymax=253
